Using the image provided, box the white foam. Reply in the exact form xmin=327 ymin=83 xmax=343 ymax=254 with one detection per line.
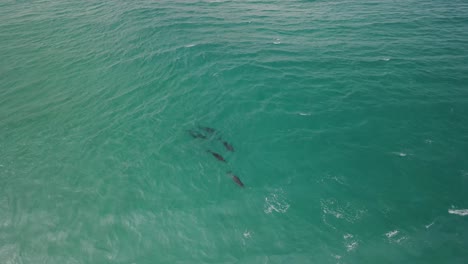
xmin=425 ymin=222 xmax=434 ymax=229
xmin=385 ymin=230 xmax=399 ymax=238
xmin=298 ymin=112 xmax=311 ymax=116
xmin=448 ymin=209 xmax=468 ymax=216
xmin=346 ymin=241 xmax=358 ymax=252
xmin=396 ymin=236 xmax=407 ymax=243
xmin=184 ymin=44 xmax=196 ymax=48
xmin=273 ymin=38 xmax=281 ymax=44
xmin=243 ymin=230 xmax=252 ymax=238
xmin=391 ymin=152 xmax=408 ymax=157
xmin=322 ymin=207 xmax=343 ymax=219
xmin=264 ymin=189 xmax=290 ymax=214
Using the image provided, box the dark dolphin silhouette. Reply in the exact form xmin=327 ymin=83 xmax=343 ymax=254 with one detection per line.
xmin=187 ymin=130 xmax=207 ymax=139
xmin=222 ymin=141 xmax=234 ymax=152
xmin=207 ymin=150 xmax=226 ymax=162
xmin=198 ymin=126 xmax=216 ymax=134
xmin=228 ymin=172 xmax=244 ymax=187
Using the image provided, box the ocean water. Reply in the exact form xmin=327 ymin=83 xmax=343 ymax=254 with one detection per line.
xmin=1 ymin=0 xmax=468 ymax=263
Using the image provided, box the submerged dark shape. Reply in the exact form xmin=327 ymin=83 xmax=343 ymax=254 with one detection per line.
xmin=207 ymin=150 xmax=226 ymax=162
xmin=228 ymin=172 xmax=244 ymax=187
xmin=223 ymin=141 xmax=234 ymax=152
xmin=198 ymin=126 xmax=216 ymax=134
xmin=187 ymin=130 xmax=207 ymax=139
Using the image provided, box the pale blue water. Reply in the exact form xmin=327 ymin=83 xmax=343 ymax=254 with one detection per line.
xmin=1 ymin=0 xmax=468 ymax=263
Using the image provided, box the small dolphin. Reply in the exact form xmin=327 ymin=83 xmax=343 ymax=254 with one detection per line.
xmin=187 ymin=130 xmax=207 ymax=139
xmin=199 ymin=126 xmax=216 ymax=134
xmin=207 ymin=150 xmax=226 ymax=162
xmin=222 ymin=141 xmax=234 ymax=152
xmin=228 ymin=172 xmax=244 ymax=187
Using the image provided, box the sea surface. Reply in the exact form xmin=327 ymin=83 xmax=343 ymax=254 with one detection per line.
xmin=1 ymin=0 xmax=468 ymax=263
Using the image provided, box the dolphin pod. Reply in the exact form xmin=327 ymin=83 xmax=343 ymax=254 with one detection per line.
xmin=188 ymin=126 xmax=244 ymax=187
xmin=192 ymin=126 xmax=234 ymax=152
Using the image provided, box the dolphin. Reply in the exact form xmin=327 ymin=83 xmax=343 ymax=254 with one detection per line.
xmin=222 ymin=141 xmax=234 ymax=152
xmin=198 ymin=126 xmax=216 ymax=134
xmin=187 ymin=130 xmax=207 ymax=139
xmin=207 ymin=150 xmax=226 ymax=162
xmin=228 ymin=172 xmax=244 ymax=187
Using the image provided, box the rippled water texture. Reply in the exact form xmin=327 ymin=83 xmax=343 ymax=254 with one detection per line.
xmin=1 ymin=0 xmax=468 ymax=263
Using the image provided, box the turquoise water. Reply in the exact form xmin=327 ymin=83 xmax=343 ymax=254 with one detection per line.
xmin=1 ymin=0 xmax=468 ymax=263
